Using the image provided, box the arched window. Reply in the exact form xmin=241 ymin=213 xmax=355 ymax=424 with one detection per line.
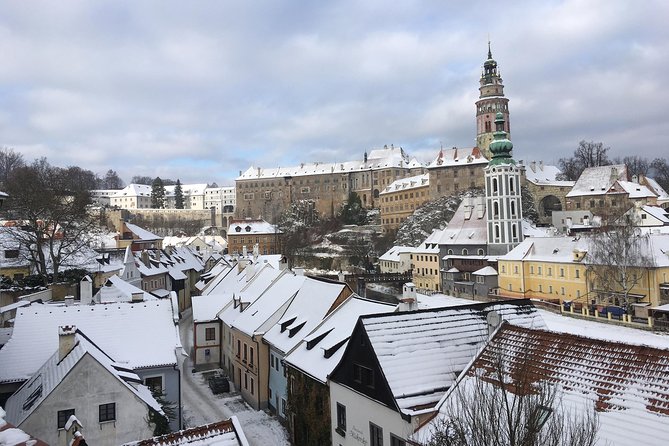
xmin=493 ymin=202 xmax=500 ymax=218
xmin=447 ymin=249 xmax=453 ymax=255
xmin=492 ymin=178 xmax=498 ymax=194
xmin=512 ymin=224 xmax=518 ymax=239
xmin=462 ymin=249 xmax=468 ymax=255
xmin=478 ymin=249 xmax=484 ymax=255
xmin=495 ymin=224 xmax=500 ymax=239
xmin=510 ymin=201 xmax=516 ymax=217
xmin=509 ymin=178 xmax=515 ymax=193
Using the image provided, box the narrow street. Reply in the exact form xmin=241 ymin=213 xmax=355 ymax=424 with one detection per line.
xmin=178 ymin=308 xmax=290 ymax=445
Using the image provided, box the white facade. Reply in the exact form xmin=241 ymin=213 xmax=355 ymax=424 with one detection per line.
xmin=330 ymin=381 xmax=415 ymax=446
xmin=485 ymin=163 xmax=523 ymax=255
xmin=194 ymin=320 xmax=222 ymax=366
xmin=16 ymin=353 xmax=155 ymax=446
xmin=205 ymin=186 xmax=236 ymax=213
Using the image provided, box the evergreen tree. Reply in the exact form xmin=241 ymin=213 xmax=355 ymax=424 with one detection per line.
xmin=174 ymin=179 xmax=184 ymax=209
xmin=339 ymin=192 xmax=367 ymax=225
xmin=151 ymin=177 xmax=166 ymax=209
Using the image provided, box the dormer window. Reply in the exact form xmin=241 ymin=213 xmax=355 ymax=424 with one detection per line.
xmin=235 ymin=226 xmax=241 ymax=232
xmin=245 ymin=226 xmax=251 ymax=232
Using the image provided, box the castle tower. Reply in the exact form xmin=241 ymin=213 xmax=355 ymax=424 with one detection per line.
xmin=485 ymin=112 xmax=522 ymax=255
xmin=476 ymin=42 xmax=510 ymax=159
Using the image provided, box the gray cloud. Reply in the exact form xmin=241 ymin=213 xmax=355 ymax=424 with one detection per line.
xmin=1 ymin=0 xmax=667 ymax=185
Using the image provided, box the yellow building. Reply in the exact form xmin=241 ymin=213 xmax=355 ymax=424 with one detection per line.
xmin=411 ymin=245 xmax=441 ymax=292
xmin=380 ymin=174 xmax=430 ymax=234
xmin=498 ymin=235 xmax=669 ymax=308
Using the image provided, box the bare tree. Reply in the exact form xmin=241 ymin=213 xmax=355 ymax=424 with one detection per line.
xmin=558 ymin=140 xmax=611 ymax=180
xmin=650 ymin=158 xmax=669 ymax=193
xmin=422 ymin=337 xmax=600 ymax=446
xmin=0 ymin=147 xmax=25 ymax=188
xmin=612 ymin=156 xmax=650 ymax=178
xmin=3 ymin=159 xmax=100 ymax=285
xmin=586 ymin=215 xmax=654 ymax=311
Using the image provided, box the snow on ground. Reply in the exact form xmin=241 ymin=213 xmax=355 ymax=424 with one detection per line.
xmin=182 ymin=370 xmax=290 ymax=446
xmin=179 ymin=309 xmax=290 ymax=446
xmin=539 ymin=309 xmax=669 ymax=349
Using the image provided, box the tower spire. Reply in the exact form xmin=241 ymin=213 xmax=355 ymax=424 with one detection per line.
xmin=487 ymin=40 xmax=492 ymax=60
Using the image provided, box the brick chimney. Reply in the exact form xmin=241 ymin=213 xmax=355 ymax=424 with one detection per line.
xmin=59 ymin=325 xmax=77 ymax=361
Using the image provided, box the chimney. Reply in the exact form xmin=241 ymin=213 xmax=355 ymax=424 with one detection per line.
xmin=293 ymin=267 xmax=305 ymax=276
xmin=80 ymin=276 xmax=93 ymax=305
xmin=155 ymin=249 xmax=161 ymax=262
xmin=141 ymin=250 xmax=150 ymax=268
xmin=539 ymin=160 xmax=543 ymax=170
xmin=246 ymin=262 xmax=257 ymax=281
xmin=64 ymin=295 xmax=75 ymax=307
xmin=279 ymin=256 xmax=288 ymax=271
xmin=338 ymin=270 xmax=345 ymax=283
xmin=399 ymin=282 xmax=417 ymax=311
xmin=131 ymin=291 xmax=143 ymax=302
xmin=253 ymin=243 xmax=259 ymax=260
xmin=530 ymin=160 xmax=536 ymax=172
xmin=242 ymin=245 xmax=248 ymax=257
xmin=632 ymin=174 xmax=639 ymax=184
xmin=59 ymin=325 xmax=77 ymax=361
xmin=238 ymin=257 xmax=249 ymax=272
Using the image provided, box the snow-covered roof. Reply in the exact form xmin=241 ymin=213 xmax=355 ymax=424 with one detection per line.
xmin=437 ymin=197 xmax=487 ymax=246
xmin=0 ymin=300 xmax=30 ymax=314
xmin=164 ymin=183 xmax=208 ymax=197
xmin=115 ymin=184 xmax=152 ymax=197
xmin=219 ymin=266 xmax=283 ymax=326
xmin=192 ymin=295 xmax=234 ymax=323
xmin=284 ymin=296 xmax=396 ymax=383
xmin=426 ymin=147 xmax=488 ymax=169
xmin=616 ymin=180 xmax=655 ymax=198
xmin=379 ymin=246 xmax=416 ymax=262
xmin=473 ymin=266 xmax=497 ymax=276
xmin=642 ymin=205 xmax=669 ymax=224
xmin=359 ymin=300 xmax=545 ymax=415
xmin=414 ymin=293 xmax=477 ymax=310
xmin=237 ymin=146 xmax=420 ymax=180
xmin=522 ymin=219 xmax=554 ymax=238
xmin=125 ymin=416 xmax=250 ymax=446
xmin=417 ymin=323 xmax=669 ymax=446
xmin=380 ymin=174 xmax=428 ymax=195
xmin=5 ymin=330 xmax=162 ymax=426
xmin=0 ymin=300 xmax=181 ymax=383
xmin=566 ymin=164 xmax=627 ymax=197
xmin=264 ymin=278 xmax=349 ymax=354
xmin=125 ymin=222 xmax=162 ymax=241
xmin=97 ymin=274 xmax=155 ymax=303
xmin=523 ymin=162 xmax=574 ymax=187
xmin=501 ymin=233 xmax=669 ymax=267
xmin=228 ymin=219 xmax=280 ymax=235
xmin=232 ymin=273 xmax=306 ymax=338
xmin=643 ymin=176 xmax=669 ymax=200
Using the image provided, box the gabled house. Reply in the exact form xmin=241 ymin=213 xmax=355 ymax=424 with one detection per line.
xmin=329 ymin=300 xmax=544 ymax=446
xmin=0 ymin=300 xmax=183 ymax=430
xmin=0 ymin=227 xmax=31 ymax=280
xmin=284 ymin=296 xmax=396 ymax=445
xmin=378 ymin=246 xmax=415 ymax=274
xmin=226 ymin=270 xmax=306 ymax=410
xmin=4 ymin=326 xmax=162 ymax=446
xmin=116 ymin=222 xmax=163 ymax=251
xmin=263 ymin=277 xmax=353 ymax=419
xmin=414 ymin=323 xmax=669 ymax=446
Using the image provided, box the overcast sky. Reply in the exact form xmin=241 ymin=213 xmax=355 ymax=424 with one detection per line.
xmin=1 ymin=0 xmax=667 ymax=186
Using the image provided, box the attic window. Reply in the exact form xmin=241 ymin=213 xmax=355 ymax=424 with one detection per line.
xmin=324 ymin=338 xmax=348 ymax=358
xmin=280 ymin=317 xmax=297 ymax=333
xmin=235 ymin=226 xmax=242 ymax=232
xmin=22 ymin=384 xmax=43 ymax=411
xmin=288 ymin=321 xmax=307 ymax=338
xmin=245 ymin=226 xmax=251 ymax=232
xmin=307 ymin=329 xmax=333 ymax=350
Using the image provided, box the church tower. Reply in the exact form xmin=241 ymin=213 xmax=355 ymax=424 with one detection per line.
xmin=485 ymin=112 xmax=522 ymax=255
xmin=476 ymin=43 xmax=510 ymax=159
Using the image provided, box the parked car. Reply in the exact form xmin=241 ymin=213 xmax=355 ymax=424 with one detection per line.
xmin=208 ymin=374 xmax=230 ymax=394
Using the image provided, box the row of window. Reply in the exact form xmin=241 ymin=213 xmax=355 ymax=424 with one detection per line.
xmin=57 ymin=403 xmax=116 ymax=428
xmin=335 ymin=403 xmax=405 ymax=446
